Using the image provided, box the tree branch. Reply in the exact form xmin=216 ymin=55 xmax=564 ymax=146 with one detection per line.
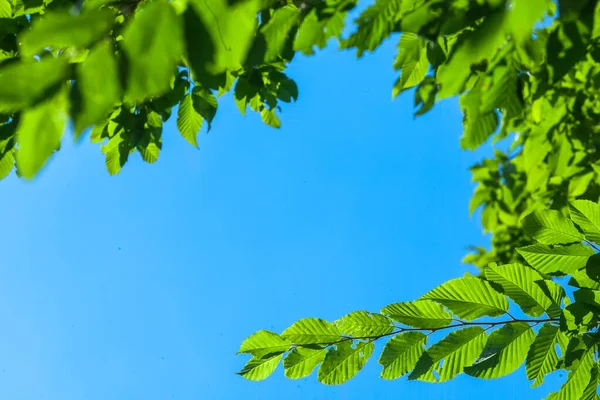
xmin=288 ymin=317 xmax=559 ymax=348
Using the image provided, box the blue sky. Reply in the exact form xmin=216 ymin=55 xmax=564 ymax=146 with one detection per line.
xmin=0 ymin=38 xmax=565 ymax=399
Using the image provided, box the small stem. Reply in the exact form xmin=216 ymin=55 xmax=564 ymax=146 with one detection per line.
xmin=288 ymin=318 xmax=559 ymax=348
xmin=586 ymin=240 xmax=600 ymax=252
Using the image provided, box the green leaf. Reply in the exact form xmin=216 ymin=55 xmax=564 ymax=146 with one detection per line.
xmin=547 ymin=346 xmax=596 ymax=400
xmin=569 ymin=271 xmax=600 ymax=290
xmin=509 ymin=0 xmax=550 ymax=44
xmin=561 ymin=303 xmax=598 ymax=334
xmin=344 ymin=0 xmax=401 ymax=56
xmin=0 ymin=149 xmax=14 ymax=180
xmin=464 ymin=322 xmax=535 ymax=379
xmin=521 ymin=209 xmax=585 ymax=245
xmin=436 ymin=11 xmax=509 ymax=99
xmin=526 ymin=323 xmax=563 ymax=387
xmin=420 ymin=277 xmax=509 ymax=320
xmin=283 ymin=346 xmax=327 ymax=379
xmin=413 ymin=76 xmax=437 ymax=116
xmin=581 ymin=362 xmax=599 ymax=400
xmin=0 ymin=58 xmax=69 ymax=112
xmin=379 ymin=332 xmax=427 ymax=380
xmin=392 ymin=33 xmax=429 ymax=98
xmin=16 ymin=87 xmax=67 ymax=179
xmin=187 ymin=0 xmax=259 ymax=73
xmin=409 ymin=327 xmax=487 ymax=382
xmin=138 ymin=139 xmax=161 ymax=164
xmin=261 ymin=5 xmax=301 ymax=62
xmin=238 ymin=330 xmax=291 ymax=357
xmin=380 ymin=300 xmax=452 ymax=328
xmin=569 ymin=200 xmax=600 ymax=244
xmin=517 ymin=243 xmax=594 ymax=274
xmin=282 ymin=318 xmax=342 ymax=345
xmin=177 ymin=93 xmax=203 ymax=147
xmin=335 ymin=311 xmax=395 ymax=337
xmin=101 ymin=131 xmax=130 ymax=176
xmin=19 ymin=9 xmax=114 ymax=57
xmin=485 ymin=263 xmax=559 ymax=317
xmin=318 ymin=340 xmax=374 ymax=385
xmin=294 ymin=10 xmax=346 ymax=56
xmin=261 ymin=108 xmax=281 ymax=128
xmin=191 ymin=86 xmax=217 ymax=130
xmin=459 ymin=84 xmax=500 ymax=150
xmin=73 ymin=41 xmax=121 ymax=136
xmin=238 ymin=352 xmax=284 ymax=381
xmin=0 ymin=0 xmax=11 ymax=18
xmin=122 ymin=1 xmax=183 ymax=102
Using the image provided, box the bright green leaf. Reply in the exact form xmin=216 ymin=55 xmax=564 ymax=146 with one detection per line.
xmin=379 ymin=332 xmax=427 ymax=380
xmin=177 ymin=93 xmax=203 ymax=147
xmin=16 ymin=87 xmax=67 ymax=179
xmin=569 ymin=200 xmax=600 ymax=244
xmin=73 ymin=41 xmax=121 ymax=136
xmin=187 ymin=0 xmax=259 ymax=73
xmin=420 ymin=277 xmax=509 ymax=320
xmin=0 ymin=58 xmax=69 ymax=112
xmin=192 ymin=86 xmax=217 ymax=130
xmin=546 ymin=346 xmax=596 ymax=400
xmin=392 ymin=33 xmax=429 ymax=98
xmin=381 ymin=300 xmax=452 ymax=328
xmin=335 ymin=311 xmax=395 ymax=337
xmin=485 ymin=263 xmax=559 ymax=317
xmin=261 ymin=108 xmax=281 ymax=128
xmin=20 ymin=9 xmax=114 ymax=57
xmin=283 ymin=346 xmax=327 ymax=379
xmin=526 ymin=323 xmax=563 ymax=387
xmin=238 ymin=330 xmax=291 ymax=358
xmin=122 ymin=1 xmax=183 ymax=102
xmin=294 ymin=10 xmax=346 ymax=56
xmin=318 ymin=340 xmax=374 ymax=385
xmin=238 ymin=352 xmax=284 ymax=381
xmin=517 ymin=243 xmax=594 ymax=274
xmin=409 ymin=327 xmax=487 ymax=382
xmin=282 ymin=318 xmax=341 ymax=345
xmin=521 ymin=209 xmax=585 ymax=245
xmin=464 ymin=322 xmax=535 ymax=379
xmin=261 ymin=5 xmax=301 ymax=62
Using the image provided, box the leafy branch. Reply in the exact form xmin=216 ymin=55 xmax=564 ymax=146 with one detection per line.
xmin=238 ymin=201 xmax=600 ymax=399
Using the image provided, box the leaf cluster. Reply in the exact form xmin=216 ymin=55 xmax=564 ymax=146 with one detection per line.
xmin=238 ymin=201 xmax=600 ymax=399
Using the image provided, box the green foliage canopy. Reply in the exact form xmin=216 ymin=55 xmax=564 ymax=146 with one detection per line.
xmin=2 ymin=0 xmax=600 ymax=271
xmin=6 ymin=0 xmax=600 ymax=396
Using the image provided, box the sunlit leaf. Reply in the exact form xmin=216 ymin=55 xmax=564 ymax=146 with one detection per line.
xmin=283 ymin=346 xmax=327 ymax=379
xmin=16 ymin=87 xmax=67 ymax=179
xmin=238 ymin=330 xmax=291 ymax=358
xmin=409 ymin=327 xmax=487 ymax=382
xmin=238 ymin=352 xmax=284 ymax=381
xmin=485 ymin=263 xmax=559 ymax=317
xmin=381 ymin=300 xmax=452 ymax=329
xmin=282 ymin=318 xmax=342 ymax=345
xmin=525 ymin=323 xmax=563 ymax=387
xmin=20 ymin=9 xmax=114 ymax=57
xmin=318 ymin=340 xmax=374 ymax=385
xmin=420 ymin=277 xmax=509 ymax=320
xmin=464 ymin=322 xmax=535 ymax=379
xmin=521 ymin=209 xmax=585 ymax=245
xmin=517 ymin=244 xmax=594 ymax=275
xmin=379 ymin=332 xmax=426 ymax=380
xmin=122 ymin=1 xmax=183 ymax=102
xmin=335 ymin=311 xmax=395 ymax=337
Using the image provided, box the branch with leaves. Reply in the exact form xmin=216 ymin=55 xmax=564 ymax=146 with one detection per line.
xmin=238 ymin=200 xmax=600 ymax=399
